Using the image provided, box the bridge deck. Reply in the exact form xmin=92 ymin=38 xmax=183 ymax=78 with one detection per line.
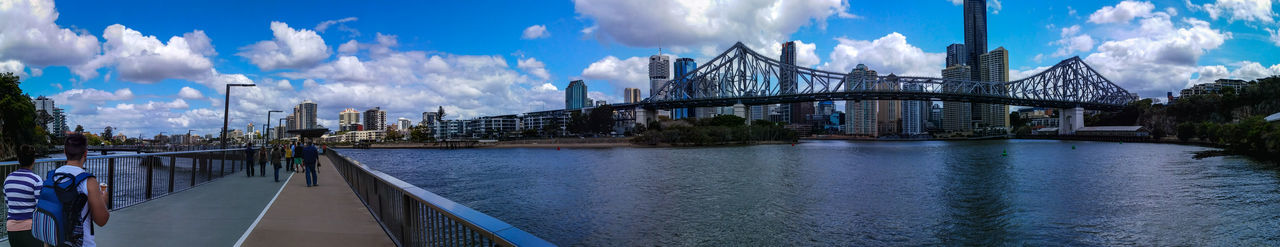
xmin=0 ymin=158 xmax=392 ymax=247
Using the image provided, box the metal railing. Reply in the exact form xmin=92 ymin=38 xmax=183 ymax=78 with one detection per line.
xmin=325 ymin=150 xmax=554 ymax=247
xmin=0 ymin=148 xmax=250 ymax=240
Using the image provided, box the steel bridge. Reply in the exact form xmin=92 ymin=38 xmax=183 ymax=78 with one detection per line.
xmin=619 ymin=42 xmax=1134 ymax=111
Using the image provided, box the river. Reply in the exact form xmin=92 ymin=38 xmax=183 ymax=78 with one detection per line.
xmin=335 ymin=140 xmax=1280 ymax=246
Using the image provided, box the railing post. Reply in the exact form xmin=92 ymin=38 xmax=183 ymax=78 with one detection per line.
xmin=145 ymin=156 xmax=154 ymax=200
xmin=168 ymin=156 xmax=176 ymax=193
xmin=190 ymin=156 xmax=197 ymax=187
xmin=107 ymin=158 xmax=116 ymax=209
xmin=221 ymin=151 xmax=227 ymax=175
xmin=207 ymin=155 xmax=213 ymax=181
xmin=402 ymin=193 xmax=413 ymax=245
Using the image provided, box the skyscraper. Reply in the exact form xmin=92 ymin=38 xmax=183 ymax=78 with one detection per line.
xmin=398 ymin=118 xmax=412 ymax=131
xmin=901 ymin=83 xmax=925 ymax=135
xmin=964 ymin=0 xmax=987 ymax=81
xmin=845 ymin=64 xmax=879 ymax=136
xmin=565 ymin=80 xmax=588 ymax=110
xmin=980 ymin=47 xmax=1010 ymax=130
xmin=942 ymin=65 xmax=973 ymax=132
xmin=623 ymin=88 xmax=642 ymax=103
xmin=780 ymin=41 xmax=811 ymax=124
xmin=946 ymin=43 xmax=967 ymax=67
xmin=293 ymin=100 xmax=318 ymax=129
xmin=674 ymin=58 xmax=697 ymax=119
xmin=421 ymin=111 xmax=439 ymax=125
xmin=876 ymin=75 xmax=901 ymax=136
xmin=364 ymin=107 xmax=386 ymax=131
xmin=648 ymin=54 xmax=670 ymax=98
xmin=340 ymin=108 xmax=360 ymax=131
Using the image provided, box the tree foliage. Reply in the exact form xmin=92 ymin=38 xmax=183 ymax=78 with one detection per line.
xmin=409 ymin=125 xmax=433 ymax=142
xmin=0 ymin=72 xmax=48 ymax=148
xmin=385 ymin=128 xmax=404 ymax=141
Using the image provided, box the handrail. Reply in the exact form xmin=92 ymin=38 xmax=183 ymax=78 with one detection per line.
xmin=0 ymin=148 xmax=242 ymax=166
xmin=326 ymin=150 xmax=555 ymax=246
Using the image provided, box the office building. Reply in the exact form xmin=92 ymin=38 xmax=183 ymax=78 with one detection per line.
xmin=623 ymin=88 xmax=642 ymax=103
xmin=422 ymin=111 xmax=440 ymax=126
xmin=876 ymin=75 xmax=901 ymax=136
xmin=929 ymin=104 xmax=943 ymax=129
xmin=946 ymin=43 xmax=967 ymax=67
xmin=749 ymin=105 xmax=771 ymax=122
xmin=566 ymin=80 xmax=588 ymax=110
xmin=398 ymin=118 xmax=412 ymax=131
xmin=942 ymin=65 xmax=973 ymax=132
xmin=285 ymin=115 xmax=296 ymax=132
xmin=340 ymin=108 xmax=360 ymax=131
xmin=364 ymin=107 xmax=387 ymax=131
xmin=292 ymin=100 xmax=317 ymax=129
xmin=649 ymin=54 xmax=670 ymax=98
xmin=31 ymin=96 xmax=68 ymax=139
xmin=901 ymin=83 xmax=926 ymax=135
xmin=1181 ymin=79 xmax=1249 ymax=96
xmin=673 ymin=58 xmax=697 ymax=119
xmin=845 ymin=64 xmax=879 ymax=136
xmin=964 ymin=0 xmax=987 ymax=81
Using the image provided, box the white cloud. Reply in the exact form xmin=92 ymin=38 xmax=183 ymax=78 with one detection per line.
xmin=1190 ymin=0 xmax=1276 ymax=23
xmin=521 ymin=25 xmax=550 ymax=39
xmin=1083 ymin=15 xmax=1231 ymax=97
xmin=73 ymin=24 xmax=216 ymax=82
xmin=0 ymin=60 xmax=25 ymax=77
xmin=178 ymin=86 xmax=204 ymax=99
xmin=517 ymin=57 xmax=551 ymax=80
xmin=1089 ymin=1 xmax=1155 ymax=24
xmin=1190 ymin=61 xmax=1280 ymax=87
xmin=237 ymin=21 xmax=331 ymax=70
xmin=1051 ymin=25 xmax=1094 ymax=57
xmin=1267 ymin=28 xmax=1280 ymax=47
xmin=769 ymin=40 xmax=820 ymax=68
xmin=49 ymin=88 xmax=134 ymax=114
xmin=581 ymin=56 xmax=650 ymax=94
xmin=947 ymin=0 xmax=1002 ymax=14
xmin=315 ymin=17 xmax=357 ymax=32
xmin=338 ymin=40 xmax=359 ymax=55
xmin=573 ymin=0 xmax=855 ymax=56
xmin=0 ymin=0 xmax=101 ymax=67
xmin=819 ymin=33 xmax=945 ymax=77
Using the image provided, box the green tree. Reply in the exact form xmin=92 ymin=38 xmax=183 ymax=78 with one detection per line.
xmin=706 ymin=115 xmax=746 ymax=127
xmin=409 ymin=125 xmax=433 ymax=142
xmin=1176 ymin=122 xmax=1196 ymax=141
xmin=74 ymin=125 xmax=84 ymax=133
xmin=0 ymin=72 xmax=48 ymax=148
xmin=585 ymin=105 xmax=616 ymax=134
xmin=102 ymin=127 xmax=114 ymax=144
xmin=385 ymin=129 xmax=404 ymax=141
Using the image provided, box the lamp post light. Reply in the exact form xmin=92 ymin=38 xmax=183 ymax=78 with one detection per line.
xmin=266 ymin=110 xmax=282 ymax=146
xmin=220 ymin=83 xmax=256 ymax=148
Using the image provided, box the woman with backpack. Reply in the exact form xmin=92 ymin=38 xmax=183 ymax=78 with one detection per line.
xmin=5 ymin=145 xmax=43 ymax=247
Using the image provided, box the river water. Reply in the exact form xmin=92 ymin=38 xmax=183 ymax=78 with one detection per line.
xmin=336 ymin=140 xmax=1280 ymax=246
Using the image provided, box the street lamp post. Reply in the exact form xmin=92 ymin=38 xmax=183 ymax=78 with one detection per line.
xmin=220 ymin=83 xmax=256 ymax=148
xmin=265 ymin=110 xmax=282 ymax=146
xmin=186 ymin=130 xmax=196 ymax=146
xmin=278 ymin=118 xmax=286 ymax=143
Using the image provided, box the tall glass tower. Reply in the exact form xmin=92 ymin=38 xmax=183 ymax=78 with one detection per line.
xmin=964 ymin=0 xmax=987 ymax=81
xmin=566 ymin=80 xmax=588 ymax=110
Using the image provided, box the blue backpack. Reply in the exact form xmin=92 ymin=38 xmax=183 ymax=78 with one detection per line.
xmin=32 ymin=170 xmax=95 ymax=246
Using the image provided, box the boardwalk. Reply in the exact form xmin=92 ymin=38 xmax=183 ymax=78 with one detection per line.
xmin=1 ymin=156 xmax=393 ymax=247
xmin=239 ymin=156 xmax=395 ymax=246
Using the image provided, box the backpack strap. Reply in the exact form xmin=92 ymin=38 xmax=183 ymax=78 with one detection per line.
xmin=72 ymin=172 xmax=96 ymax=235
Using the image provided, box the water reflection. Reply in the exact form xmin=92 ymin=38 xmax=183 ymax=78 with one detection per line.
xmin=937 ymin=143 xmax=1016 ymax=245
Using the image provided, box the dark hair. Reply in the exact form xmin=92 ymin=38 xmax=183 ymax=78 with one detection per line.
xmin=65 ymin=133 xmax=88 ymax=161
xmin=16 ymin=144 xmax=36 ymax=167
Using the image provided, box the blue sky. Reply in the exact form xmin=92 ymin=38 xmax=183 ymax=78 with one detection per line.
xmin=3 ymin=0 xmax=1279 ymax=137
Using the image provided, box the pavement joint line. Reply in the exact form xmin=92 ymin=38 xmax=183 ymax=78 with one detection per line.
xmin=233 ymin=169 xmax=295 ymax=247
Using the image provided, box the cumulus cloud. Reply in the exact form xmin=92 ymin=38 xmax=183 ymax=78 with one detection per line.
xmin=1190 ymin=61 xmax=1280 ymax=87
xmin=1083 ymin=14 xmax=1231 ymax=97
xmin=178 ymin=86 xmax=204 ymax=99
xmin=1267 ymin=28 xmax=1280 ymax=46
xmin=1188 ymin=0 xmax=1276 ymax=23
xmin=768 ymin=40 xmax=820 ymax=67
xmin=947 ymin=0 xmax=1002 ymax=14
xmin=0 ymin=60 xmax=26 ymax=77
xmin=521 ymin=25 xmax=550 ymax=39
xmin=517 ymin=57 xmax=551 ymax=80
xmin=819 ymin=33 xmax=945 ymax=77
xmin=573 ymin=0 xmax=855 ymax=56
xmin=338 ymin=40 xmax=359 ymax=55
xmin=0 ymin=0 xmax=101 ymax=67
xmin=1089 ymin=1 xmax=1155 ymax=24
xmin=73 ymin=24 xmax=216 ymax=82
xmin=1051 ymin=25 xmax=1094 ymax=57
xmin=581 ymin=56 xmax=651 ymax=95
xmin=237 ymin=21 xmax=331 ymax=70
xmin=49 ymin=88 xmax=134 ymax=114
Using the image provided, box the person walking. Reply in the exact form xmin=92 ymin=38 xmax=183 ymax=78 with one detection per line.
xmin=47 ymin=134 xmax=110 ymax=246
xmin=284 ymin=143 xmax=294 ymax=172
xmin=301 ymin=141 xmax=320 ymax=187
xmin=4 ymin=145 xmax=43 ymax=247
xmin=271 ymin=145 xmax=284 ymax=182
xmin=292 ymin=143 xmax=304 ymax=174
xmin=257 ymin=147 xmax=268 ymax=177
xmin=244 ymin=144 xmax=256 ymax=177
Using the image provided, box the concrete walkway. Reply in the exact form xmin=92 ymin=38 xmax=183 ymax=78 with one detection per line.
xmin=96 ymin=168 xmax=291 ymax=247
xmin=239 ymin=156 xmax=395 ymax=247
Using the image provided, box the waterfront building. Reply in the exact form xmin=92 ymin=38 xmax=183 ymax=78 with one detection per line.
xmin=749 ymin=105 xmax=771 ymax=122
xmin=520 ymin=110 xmax=571 ymax=137
xmin=470 ymin=115 xmax=521 ymax=138
xmin=929 ymin=103 xmax=943 ymax=129
xmin=340 ymin=108 xmax=360 ymax=131
xmin=877 ymin=75 xmax=901 ymax=136
xmin=364 ymin=107 xmax=387 ymax=131
xmin=964 ymin=0 xmax=987 ymax=81
xmin=946 ymin=43 xmax=966 ymax=68
xmin=942 ymin=65 xmax=973 ymax=132
xmin=623 ymin=88 xmax=642 ymax=104
xmin=566 ymin=80 xmax=588 ymax=110
xmin=978 ymin=47 xmax=1010 ymax=130
xmin=673 ymin=58 xmax=697 ymax=119
xmin=397 ymin=118 xmax=412 ymax=131
xmin=779 ymin=41 xmax=812 ymax=124
xmin=31 ymin=96 xmax=68 ymax=139
xmin=845 ymin=64 xmax=879 ymax=136
xmin=649 ymin=54 xmax=670 ymax=98
xmin=901 ymin=83 xmax=926 ymax=135
xmin=1180 ymin=79 xmax=1250 ymax=96
xmin=422 ymin=111 xmax=440 ymax=127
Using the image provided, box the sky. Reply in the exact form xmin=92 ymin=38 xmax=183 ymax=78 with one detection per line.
xmin=3 ymin=0 xmax=1279 ymax=137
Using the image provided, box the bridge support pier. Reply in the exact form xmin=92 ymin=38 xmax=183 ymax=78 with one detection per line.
xmin=1059 ymin=106 xmax=1085 ymax=135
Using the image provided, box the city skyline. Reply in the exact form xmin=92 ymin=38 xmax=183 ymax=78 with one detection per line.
xmin=5 ymin=0 xmax=1280 ymax=137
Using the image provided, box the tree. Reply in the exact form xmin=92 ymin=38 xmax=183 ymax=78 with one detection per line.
xmin=585 ymin=105 xmax=615 ymax=134
xmin=437 ymin=106 xmax=446 ymax=121
xmin=0 ymin=72 xmax=47 ymax=148
xmin=1176 ymin=122 xmax=1196 ymax=141
xmin=706 ymin=115 xmax=746 ymax=127
xmin=385 ymin=129 xmax=404 ymax=141
xmin=102 ymin=127 xmax=114 ymax=144
xmin=409 ymin=125 xmax=433 ymax=142
xmin=84 ymin=133 xmax=104 ymax=146
xmin=74 ymin=125 xmax=84 ymax=133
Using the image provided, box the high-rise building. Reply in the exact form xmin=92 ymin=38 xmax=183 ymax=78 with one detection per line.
xmin=946 ymin=43 xmax=967 ymax=67
xmin=247 ymin=123 xmax=255 ymax=138
xmin=623 ymin=88 xmax=642 ymax=103
xmin=877 ymin=75 xmax=901 ymax=136
xmin=422 ymin=111 xmax=440 ymax=126
xmin=649 ymin=54 xmax=670 ymax=98
xmin=285 ymin=115 xmax=297 ymax=131
xmin=845 ymin=64 xmax=879 ymax=136
xmin=673 ymin=58 xmax=697 ymax=119
xmin=779 ymin=41 xmax=812 ymax=124
xmin=291 ymin=100 xmax=317 ymax=130
xmin=566 ymin=80 xmax=588 ymax=110
xmin=397 ymin=118 xmax=412 ymax=131
xmin=340 ymin=108 xmax=360 ymax=131
xmin=363 ymin=107 xmax=387 ymax=131
xmin=942 ymin=65 xmax=973 ymax=132
xmin=929 ymin=103 xmax=943 ymax=129
xmin=31 ymin=96 xmax=68 ymax=138
xmin=964 ymin=0 xmax=987 ymax=81
xmin=749 ymin=105 xmax=771 ymax=122
xmin=980 ymin=47 xmax=1010 ymax=130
